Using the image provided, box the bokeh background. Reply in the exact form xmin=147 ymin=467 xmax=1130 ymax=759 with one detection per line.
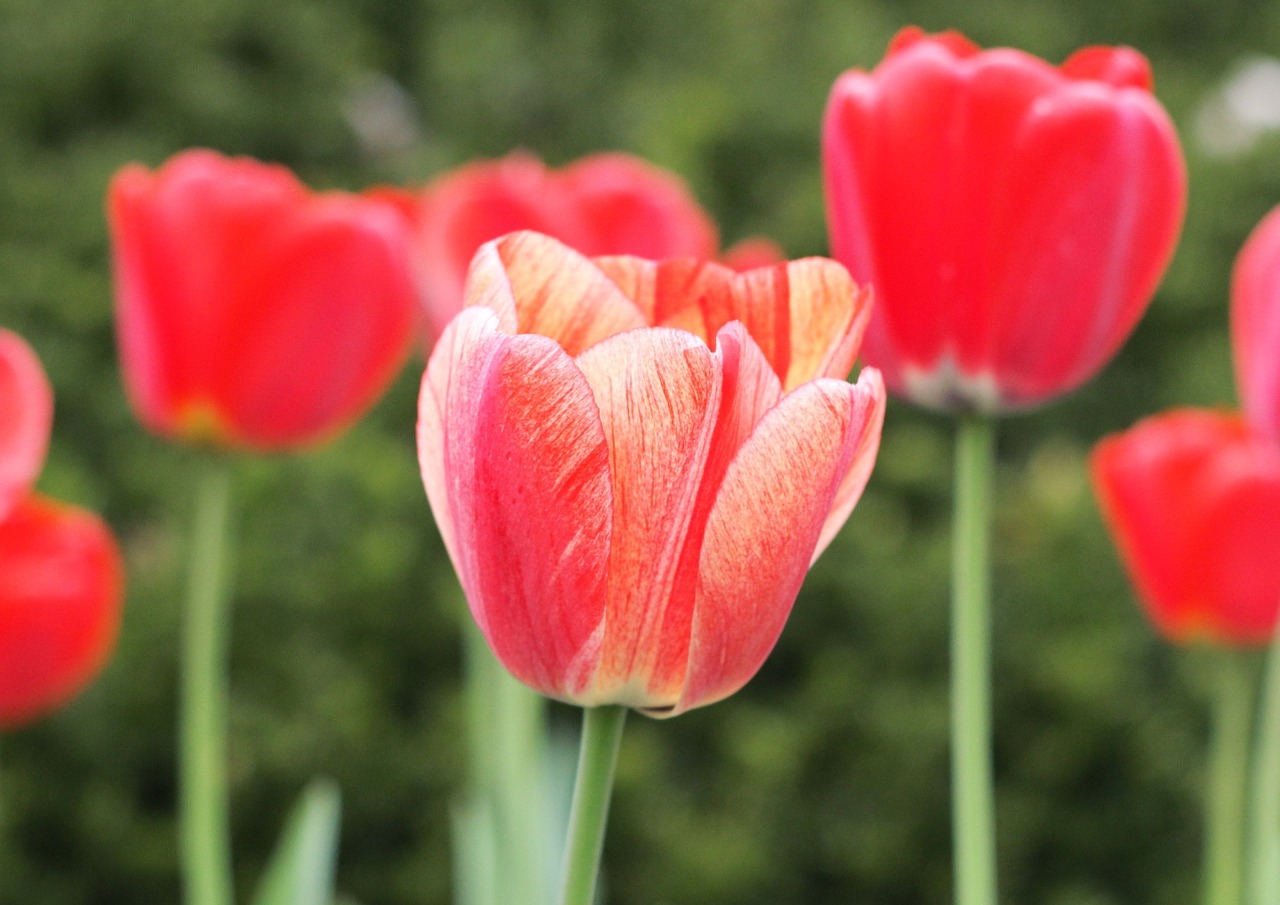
xmin=4 ymin=0 xmax=1280 ymax=902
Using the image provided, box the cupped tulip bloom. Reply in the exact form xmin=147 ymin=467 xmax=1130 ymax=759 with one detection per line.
xmin=108 ymin=148 xmax=418 ymax=451
xmin=418 ymin=231 xmax=885 ymax=716
xmin=0 ymin=329 xmax=52 ymax=520
xmin=1092 ymin=409 xmax=1280 ymax=647
xmin=1232 ymin=204 xmax=1280 ymax=443
xmin=384 ymin=151 xmax=783 ymax=344
xmin=0 ymin=495 xmax=125 ymax=728
xmin=823 ymin=27 xmax=1186 ymax=413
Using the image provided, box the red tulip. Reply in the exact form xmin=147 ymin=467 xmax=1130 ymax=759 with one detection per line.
xmin=0 ymin=330 xmax=124 ymax=727
xmin=1092 ymin=409 xmax=1280 ymax=647
xmin=388 ymin=151 xmax=782 ymax=344
xmin=1232 ymin=204 xmax=1280 ymax=443
xmin=0 ymin=329 xmax=52 ymax=520
xmin=418 ymin=231 xmax=885 ymax=715
xmin=823 ymin=27 xmax=1186 ymax=412
xmin=0 ymin=495 xmax=124 ymax=728
xmin=108 ymin=149 xmax=418 ymax=451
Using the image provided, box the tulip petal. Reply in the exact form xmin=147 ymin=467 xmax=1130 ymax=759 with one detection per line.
xmin=561 ymin=153 xmax=718 ymax=260
xmin=0 ymin=494 xmax=124 ymax=728
xmin=643 ymin=322 xmax=784 ymax=700
xmin=1232 ymin=205 xmax=1280 ymax=443
xmin=669 ymin=375 xmax=881 ymax=716
xmin=1184 ymin=452 xmax=1280 ymax=645
xmin=593 ymin=256 xmax=869 ymax=389
xmin=0 ymin=331 xmax=53 ymax=521
xmin=813 ymin=367 xmax=887 ymax=560
xmin=987 ymin=86 xmax=1185 ymax=405
xmin=225 ymin=200 xmax=416 ymax=448
xmin=418 ymin=307 xmax=613 ymax=699
xmin=467 ymin=232 xmax=649 ymax=356
xmin=574 ymin=328 xmax=721 ymax=706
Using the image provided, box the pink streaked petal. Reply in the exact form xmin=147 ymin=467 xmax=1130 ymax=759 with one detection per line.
xmin=0 ymin=331 xmax=53 ymax=522
xmin=1232 ymin=206 xmax=1280 ymax=443
xmin=667 ymin=377 xmax=873 ymax=717
xmin=643 ymin=322 xmax=783 ymax=701
xmin=465 ymin=232 xmax=647 ymax=355
xmin=574 ymin=328 xmax=722 ymax=706
xmin=812 ymin=367 xmax=887 ymax=560
xmin=417 ymin=307 xmax=613 ymax=699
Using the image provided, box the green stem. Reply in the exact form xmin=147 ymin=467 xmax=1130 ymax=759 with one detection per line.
xmin=559 ymin=706 xmax=627 ymax=905
xmin=1250 ymin=633 xmax=1280 ymax=905
xmin=951 ymin=415 xmax=997 ymax=905
xmin=1206 ymin=652 xmax=1253 ymax=905
xmin=181 ymin=456 xmax=236 ymax=905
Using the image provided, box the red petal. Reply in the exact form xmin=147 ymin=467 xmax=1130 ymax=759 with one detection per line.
xmin=0 ymin=495 xmax=124 ymax=728
xmin=0 ymin=331 xmax=52 ymax=521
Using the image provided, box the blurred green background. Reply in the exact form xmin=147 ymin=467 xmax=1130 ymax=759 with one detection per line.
xmin=3 ymin=0 xmax=1279 ymax=902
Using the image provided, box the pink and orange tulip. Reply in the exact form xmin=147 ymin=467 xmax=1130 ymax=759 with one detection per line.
xmin=108 ymin=149 xmax=418 ymax=451
xmin=1092 ymin=409 xmax=1280 ymax=647
xmin=418 ymin=231 xmax=885 ymax=716
xmin=0 ymin=330 xmax=123 ymax=728
xmin=823 ymin=27 xmax=1186 ymax=412
xmin=1232 ymin=204 xmax=1280 ymax=443
xmin=384 ymin=151 xmax=783 ymax=344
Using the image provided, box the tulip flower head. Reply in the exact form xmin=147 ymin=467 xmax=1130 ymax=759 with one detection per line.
xmin=385 ymin=151 xmax=783 ymax=344
xmin=1092 ymin=409 xmax=1280 ymax=647
xmin=1232 ymin=204 xmax=1280 ymax=443
xmin=418 ymin=232 xmax=885 ymax=716
xmin=823 ymin=27 xmax=1186 ymax=413
xmin=108 ymin=149 xmax=418 ymax=451
xmin=0 ymin=330 xmax=124 ymax=728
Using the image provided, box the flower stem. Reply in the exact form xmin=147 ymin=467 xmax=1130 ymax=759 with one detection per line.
xmin=559 ymin=705 xmax=627 ymax=905
xmin=181 ymin=455 xmax=235 ymax=905
xmin=1250 ymin=632 xmax=1280 ymax=905
xmin=1206 ymin=652 xmax=1254 ymax=905
xmin=952 ymin=414 xmax=997 ymax=905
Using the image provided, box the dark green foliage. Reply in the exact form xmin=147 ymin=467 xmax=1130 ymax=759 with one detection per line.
xmin=0 ymin=0 xmax=1274 ymax=902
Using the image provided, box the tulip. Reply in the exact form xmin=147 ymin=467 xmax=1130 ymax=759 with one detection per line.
xmin=1232 ymin=204 xmax=1280 ymax=443
xmin=823 ymin=27 xmax=1186 ymax=412
xmin=0 ymin=328 xmax=52 ymax=519
xmin=1092 ymin=409 xmax=1280 ymax=646
xmin=0 ymin=329 xmax=124 ymax=728
xmin=0 ymin=495 xmax=124 ymax=728
xmin=418 ymin=231 xmax=885 ymax=716
xmin=108 ymin=148 xmax=418 ymax=451
xmin=386 ymin=151 xmax=783 ymax=344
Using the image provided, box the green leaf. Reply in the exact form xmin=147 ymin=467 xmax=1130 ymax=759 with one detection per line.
xmin=252 ymin=778 xmax=343 ymax=905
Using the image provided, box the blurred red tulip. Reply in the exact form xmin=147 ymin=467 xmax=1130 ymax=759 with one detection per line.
xmin=387 ymin=151 xmax=782 ymax=344
xmin=1092 ymin=409 xmax=1280 ymax=647
xmin=0 ymin=495 xmax=124 ymax=728
xmin=1232 ymin=204 xmax=1280 ymax=443
xmin=108 ymin=149 xmax=418 ymax=451
xmin=418 ymin=232 xmax=885 ymax=715
xmin=823 ymin=27 xmax=1186 ymax=412
xmin=0 ymin=331 xmax=124 ymax=727
xmin=0 ymin=329 xmax=52 ymax=520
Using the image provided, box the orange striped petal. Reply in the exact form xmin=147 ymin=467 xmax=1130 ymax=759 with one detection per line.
xmin=670 ymin=374 xmax=885 ymax=715
xmin=465 ymin=232 xmax=648 ymax=356
xmin=573 ymin=328 xmax=722 ymax=706
xmin=0 ymin=331 xmax=52 ymax=521
xmin=418 ymin=307 xmax=613 ymax=698
xmin=591 ymin=256 xmax=869 ymax=389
